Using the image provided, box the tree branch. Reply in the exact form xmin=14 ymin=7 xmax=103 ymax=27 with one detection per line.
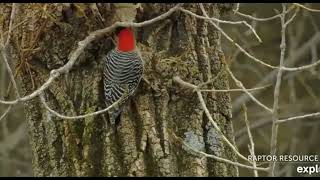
xmin=242 ymin=104 xmax=258 ymax=177
xmin=0 ymin=3 xmax=183 ymax=105
xmin=173 ymin=76 xmax=252 ymax=164
xmin=269 ymin=4 xmax=287 ymax=176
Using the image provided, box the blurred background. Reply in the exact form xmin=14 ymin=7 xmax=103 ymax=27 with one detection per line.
xmin=222 ymin=3 xmax=320 ymax=177
xmin=0 ymin=3 xmax=320 ymax=177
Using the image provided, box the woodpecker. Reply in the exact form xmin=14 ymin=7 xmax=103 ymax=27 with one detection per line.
xmin=104 ymin=27 xmax=143 ymax=128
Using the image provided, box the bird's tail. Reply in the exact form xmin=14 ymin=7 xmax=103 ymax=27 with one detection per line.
xmin=108 ymin=106 xmax=123 ymax=133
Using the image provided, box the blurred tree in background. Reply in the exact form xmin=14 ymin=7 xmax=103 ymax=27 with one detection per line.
xmin=222 ymin=3 xmax=320 ymax=177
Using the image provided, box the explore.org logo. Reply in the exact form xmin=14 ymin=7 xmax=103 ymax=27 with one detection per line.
xmin=296 ymin=165 xmax=320 ymax=175
xmin=248 ymin=155 xmax=320 ymax=175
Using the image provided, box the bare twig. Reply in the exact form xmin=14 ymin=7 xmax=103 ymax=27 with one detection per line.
xmin=235 ymin=117 xmax=272 ymax=138
xmin=235 ymin=11 xmax=281 ymax=22
xmin=197 ymin=90 xmax=251 ymax=163
xmin=180 ymin=7 xmax=262 ymax=42
xmin=198 ymin=4 xmax=277 ymax=69
xmin=169 ymin=129 xmax=269 ymax=172
xmin=200 ymin=85 xmax=270 ymax=93
xmin=0 ymin=105 xmax=12 ymax=122
xmin=269 ymin=4 xmax=288 ymax=176
xmin=242 ymin=104 xmax=258 ymax=177
xmin=172 ymin=69 xmax=270 ymax=93
xmin=310 ymin=44 xmax=318 ymax=74
xmin=197 ymin=67 xmax=226 ymax=88
xmin=234 ymin=3 xmax=240 ymax=14
xmin=5 ymin=3 xmax=17 ymax=46
xmin=232 ymin=32 xmax=320 ymax=114
xmin=178 ymin=133 xmax=269 ymax=172
xmin=235 ymin=5 xmax=295 ymax=22
xmin=281 ymin=59 xmax=320 ymax=71
xmin=294 ymin=3 xmax=320 ymax=12
xmin=285 ymin=71 xmax=299 ymax=177
xmin=174 ymin=76 xmax=197 ymax=89
xmin=227 ymin=67 xmax=273 ymax=113
xmin=0 ymin=45 xmax=20 ymax=99
xmin=40 ymin=90 xmax=126 ymax=120
xmin=1 ymin=17 xmax=30 ymax=38
xmin=173 ymin=76 xmax=252 ymax=164
xmin=284 ymin=7 xmax=299 ymax=27
xmin=0 ymin=123 xmax=26 ymax=155
xmin=277 ymin=112 xmax=320 ymax=124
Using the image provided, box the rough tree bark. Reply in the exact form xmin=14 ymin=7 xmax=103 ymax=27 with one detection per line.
xmin=3 ymin=3 xmax=237 ymax=176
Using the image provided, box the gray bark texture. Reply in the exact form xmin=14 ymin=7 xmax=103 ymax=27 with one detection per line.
xmin=3 ymin=3 xmax=237 ymax=176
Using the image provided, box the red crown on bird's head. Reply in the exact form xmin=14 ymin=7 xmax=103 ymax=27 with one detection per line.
xmin=118 ymin=28 xmax=135 ymax=52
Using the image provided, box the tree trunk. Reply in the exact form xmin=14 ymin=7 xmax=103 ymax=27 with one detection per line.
xmin=6 ymin=3 xmax=237 ymax=176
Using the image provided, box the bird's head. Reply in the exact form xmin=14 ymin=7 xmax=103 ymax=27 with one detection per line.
xmin=117 ymin=27 xmax=135 ymax=52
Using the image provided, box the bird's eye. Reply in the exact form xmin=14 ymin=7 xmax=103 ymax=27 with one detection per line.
xmin=115 ymin=27 xmax=126 ymax=35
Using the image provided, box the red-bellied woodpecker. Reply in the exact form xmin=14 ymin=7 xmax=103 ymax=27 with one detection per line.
xmin=104 ymin=27 xmax=143 ymax=128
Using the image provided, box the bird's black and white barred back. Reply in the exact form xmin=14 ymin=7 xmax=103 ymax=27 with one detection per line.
xmin=103 ymin=48 xmax=143 ymax=126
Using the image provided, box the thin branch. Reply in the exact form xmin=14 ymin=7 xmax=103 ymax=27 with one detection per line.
xmin=227 ymin=67 xmax=273 ymax=113
xmin=198 ymin=4 xmax=277 ymax=69
xmin=294 ymin=3 xmax=320 ymax=12
xmin=5 ymin=3 xmax=17 ymax=46
xmin=173 ymin=76 xmax=197 ymax=89
xmin=281 ymin=59 xmax=320 ymax=71
xmin=170 ymin=129 xmax=269 ymax=172
xmin=310 ymin=43 xmax=318 ymax=74
xmin=197 ymin=90 xmax=251 ymax=163
xmin=179 ymin=7 xmax=262 ymax=42
xmin=235 ymin=117 xmax=272 ymax=138
xmin=269 ymin=4 xmax=288 ymax=176
xmin=277 ymin=112 xmax=320 ymax=124
xmin=197 ymin=67 xmax=226 ymax=88
xmin=0 ymin=105 xmax=12 ymax=122
xmin=232 ymin=32 xmax=320 ymax=114
xmin=242 ymin=104 xmax=258 ymax=177
xmin=40 ymin=91 xmax=125 ymax=120
xmin=200 ymin=84 xmax=270 ymax=93
xmin=284 ymin=7 xmax=299 ymax=27
xmin=235 ymin=11 xmax=281 ymax=22
xmin=173 ymin=69 xmax=271 ymax=93
xmin=0 ymin=122 xmax=26 ymax=153
xmin=234 ymin=3 xmax=240 ymax=14
xmin=0 ymin=4 xmax=20 ymax=103
xmin=0 ymin=45 xmax=20 ymax=99
xmin=235 ymin=5 xmax=295 ymax=22
xmin=305 ymin=9 xmax=320 ymax=32
xmin=1 ymin=17 xmax=30 ymax=38
xmin=173 ymin=76 xmax=252 ymax=164
xmin=176 ymin=133 xmax=269 ymax=172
